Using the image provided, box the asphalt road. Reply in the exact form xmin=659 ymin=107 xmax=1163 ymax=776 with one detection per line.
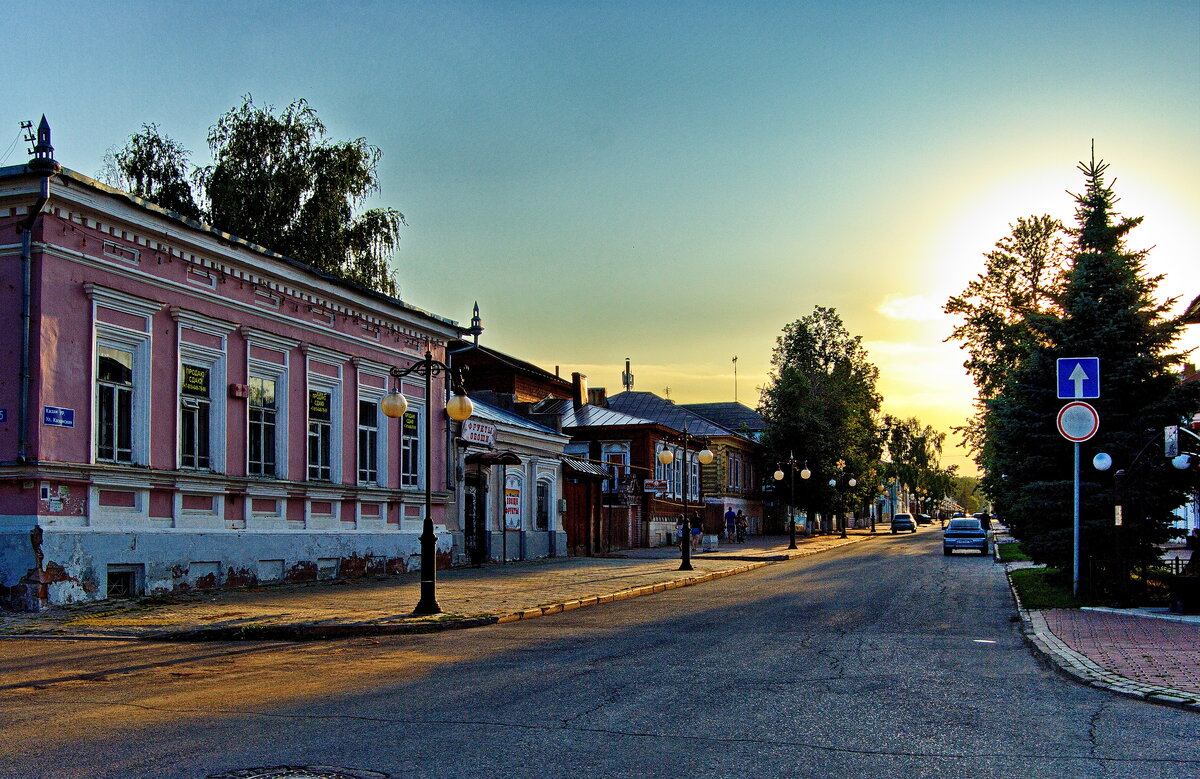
xmin=1 ymin=529 xmax=1197 ymax=779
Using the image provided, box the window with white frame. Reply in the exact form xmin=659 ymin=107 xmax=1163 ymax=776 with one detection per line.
xmin=307 ymin=389 xmax=333 ymax=481
xmin=355 ymin=367 xmax=390 ymax=487
xmin=88 ymin=285 xmax=158 ymax=467
xmin=400 ymin=409 xmax=421 ymax=489
xmin=94 ymin=330 xmax=152 ymax=465
xmin=96 ymin=344 xmax=134 ymax=463
xmin=601 ymin=443 xmax=630 ymax=493
xmin=179 ymin=363 xmax=211 ymax=469
xmin=248 ymin=376 xmax=279 ymax=477
xmin=536 ymin=480 xmax=552 ymax=531
xmin=173 ymin=309 xmax=232 ymax=473
xmin=243 ymin=329 xmax=295 ymax=480
xmin=358 ymin=399 xmax=379 ymax=484
xmin=656 ymin=444 xmax=682 ymax=498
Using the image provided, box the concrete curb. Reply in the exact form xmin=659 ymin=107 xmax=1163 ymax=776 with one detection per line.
xmin=141 ymin=562 xmax=773 ymax=641
xmin=1004 ymin=563 xmax=1200 ymax=713
xmin=7 ymin=534 xmax=877 ymax=643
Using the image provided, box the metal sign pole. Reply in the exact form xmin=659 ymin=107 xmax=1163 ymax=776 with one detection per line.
xmin=1073 ymin=442 xmax=1081 ymax=597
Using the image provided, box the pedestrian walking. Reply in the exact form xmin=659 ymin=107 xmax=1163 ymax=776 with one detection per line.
xmin=736 ymin=511 xmax=747 ymax=543
xmin=691 ymin=514 xmax=702 ymax=550
xmin=725 ymin=506 xmax=737 ymax=542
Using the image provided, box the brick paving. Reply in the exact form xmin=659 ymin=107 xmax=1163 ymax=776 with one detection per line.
xmin=1041 ymin=608 xmax=1200 ymax=695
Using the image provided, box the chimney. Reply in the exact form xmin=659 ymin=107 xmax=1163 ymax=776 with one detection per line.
xmin=588 ymin=387 xmax=607 ymax=406
xmin=622 ymin=358 xmax=634 ymax=391
xmin=571 ymin=372 xmax=588 ymax=409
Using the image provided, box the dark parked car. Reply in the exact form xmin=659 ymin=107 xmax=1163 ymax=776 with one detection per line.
xmin=890 ymin=513 xmax=917 ymax=533
xmin=916 ymin=513 xmax=933 ymax=525
xmin=943 ymin=518 xmax=989 ymax=555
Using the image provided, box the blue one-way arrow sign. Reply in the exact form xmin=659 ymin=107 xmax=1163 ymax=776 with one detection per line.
xmin=1057 ymin=357 xmax=1100 ymax=399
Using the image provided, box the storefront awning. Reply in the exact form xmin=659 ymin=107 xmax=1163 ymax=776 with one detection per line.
xmin=561 ymin=456 xmax=611 ymax=479
xmin=465 ymin=450 xmax=523 ymax=466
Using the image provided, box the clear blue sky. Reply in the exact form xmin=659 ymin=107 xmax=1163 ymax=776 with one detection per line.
xmin=4 ymin=1 xmax=1198 ymax=473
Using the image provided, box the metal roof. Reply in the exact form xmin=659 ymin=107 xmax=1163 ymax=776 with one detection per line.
xmin=606 ymin=392 xmax=731 ymax=437
xmin=529 ymin=398 xmax=657 ymax=429
xmin=680 ymin=402 xmax=766 ymax=438
xmin=470 ymin=398 xmax=565 ymax=437
xmin=561 ymin=456 xmax=611 ymax=479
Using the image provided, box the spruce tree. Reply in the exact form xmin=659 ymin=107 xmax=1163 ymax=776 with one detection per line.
xmin=984 ymin=153 xmax=1198 ymax=588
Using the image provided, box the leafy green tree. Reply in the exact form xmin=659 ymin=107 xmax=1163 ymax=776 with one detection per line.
xmin=760 ymin=306 xmax=883 ymax=526
xmin=100 ymin=124 xmax=202 ymax=220
xmin=945 ymin=215 xmax=1069 ymax=456
xmin=980 ymin=154 xmax=1199 ymax=582
xmin=101 ymin=97 xmax=403 ymax=295
xmin=881 ymin=415 xmax=953 ymax=514
xmin=948 ymin=474 xmax=983 ymax=514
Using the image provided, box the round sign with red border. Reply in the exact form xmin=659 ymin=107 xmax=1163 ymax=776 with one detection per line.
xmin=1057 ymin=401 xmax=1100 ymax=442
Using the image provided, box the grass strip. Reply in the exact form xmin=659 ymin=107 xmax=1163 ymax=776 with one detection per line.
xmin=1009 ymin=567 xmax=1083 ymax=610
xmin=996 ymin=542 xmax=1031 ymax=562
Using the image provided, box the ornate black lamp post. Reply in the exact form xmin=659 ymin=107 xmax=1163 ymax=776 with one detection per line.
xmin=657 ymin=426 xmax=714 ymax=571
xmin=827 ymin=459 xmax=857 ymax=538
xmin=773 ymin=452 xmax=811 ymax=549
xmin=380 ymin=349 xmax=474 ymax=615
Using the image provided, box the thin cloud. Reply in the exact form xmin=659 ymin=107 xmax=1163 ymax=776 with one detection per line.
xmin=877 ymin=294 xmax=948 ymax=322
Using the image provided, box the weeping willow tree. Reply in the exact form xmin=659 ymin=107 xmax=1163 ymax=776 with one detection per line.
xmin=101 ymin=96 xmax=403 ymax=295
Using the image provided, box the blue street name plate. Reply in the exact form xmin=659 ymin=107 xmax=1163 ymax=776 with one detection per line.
xmin=1057 ymin=357 xmax=1100 ymax=399
xmin=43 ymin=406 xmax=75 ymax=428
xmin=0 ymin=409 xmax=7 ymax=423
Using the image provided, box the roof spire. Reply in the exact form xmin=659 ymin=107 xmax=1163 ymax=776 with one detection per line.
xmin=28 ymin=115 xmax=61 ymax=175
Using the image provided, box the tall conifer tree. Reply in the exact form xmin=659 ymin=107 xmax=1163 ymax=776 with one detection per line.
xmin=983 ymin=153 xmax=1198 ymax=582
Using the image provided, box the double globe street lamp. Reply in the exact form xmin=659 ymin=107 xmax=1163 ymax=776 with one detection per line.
xmin=657 ymin=427 xmax=714 ymax=572
xmin=380 ymin=349 xmax=474 ymax=615
xmin=773 ymin=453 xmax=811 ymax=549
xmin=828 ymin=460 xmax=857 ymax=538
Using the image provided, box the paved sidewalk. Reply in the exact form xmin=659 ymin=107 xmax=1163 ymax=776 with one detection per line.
xmin=0 ymin=532 xmax=877 ymax=642
xmin=1005 ymin=562 xmax=1200 ymax=712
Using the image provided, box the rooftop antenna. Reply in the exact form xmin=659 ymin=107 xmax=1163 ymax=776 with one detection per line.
xmin=621 ymin=357 xmax=634 ymax=391
xmin=732 ymin=355 xmax=738 ymax=403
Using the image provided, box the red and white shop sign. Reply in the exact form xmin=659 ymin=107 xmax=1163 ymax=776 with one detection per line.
xmin=462 ymin=419 xmax=496 ymax=447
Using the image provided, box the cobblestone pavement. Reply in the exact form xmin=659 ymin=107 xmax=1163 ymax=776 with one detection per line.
xmin=0 ymin=532 xmax=876 ymax=641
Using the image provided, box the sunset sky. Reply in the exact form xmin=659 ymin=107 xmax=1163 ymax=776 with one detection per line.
xmin=4 ymin=1 xmax=1198 ymax=473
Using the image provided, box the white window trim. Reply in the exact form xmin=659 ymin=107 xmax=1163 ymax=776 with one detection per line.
xmin=307 ymin=370 xmax=342 ymax=483
xmin=92 ymin=324 xmax=152 ymax=466
xmin=85 ymin=283 xmax=162 ymax=320
xmin=600 ymin=441 xmax=630 ymax=493
xmin=535 ymin=470 xmax=556 ymax=532
xmin=177 ymin=338 xmax=228 ymax=474
xmin=356 ymin=372 xmax=390 ymax=488
xmin=240 ymin=326 xmax=300 ymax=355
xmin=243 ymin=328 xmax=295 ymax=480
xmin=247 ymin=358 xmax=288 ymax=480
xmin=399 ymin=400 xmax=426 ymax=491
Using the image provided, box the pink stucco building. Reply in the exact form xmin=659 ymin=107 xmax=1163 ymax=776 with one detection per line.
xmin=0 ymin=121 xmax=475 ymax=609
